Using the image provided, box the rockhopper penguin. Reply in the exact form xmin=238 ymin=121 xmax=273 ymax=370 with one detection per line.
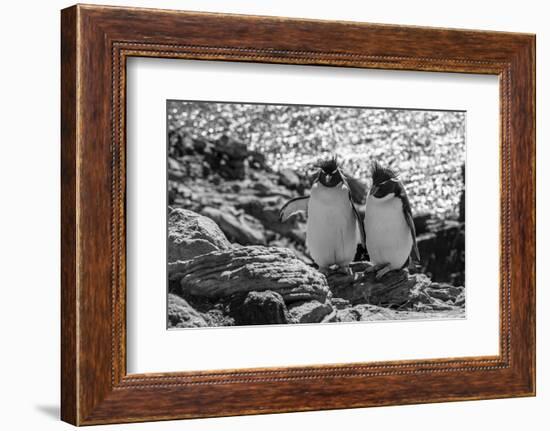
xmin=364 ymin=162 xmax=420 ymax=279
xmin=279 ymin=157 xmax=366 ymax=274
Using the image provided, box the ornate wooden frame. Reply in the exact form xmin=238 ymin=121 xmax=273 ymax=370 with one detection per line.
xmin=61 ymin=4 xmax=536 ymax=425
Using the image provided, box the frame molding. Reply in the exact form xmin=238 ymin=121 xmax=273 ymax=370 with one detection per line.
xmin=61 ymin=4 xmax=535 ymax=425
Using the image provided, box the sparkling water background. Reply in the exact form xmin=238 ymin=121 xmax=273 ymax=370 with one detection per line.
xmin=168 ymin=101 xmax=465 ymax=219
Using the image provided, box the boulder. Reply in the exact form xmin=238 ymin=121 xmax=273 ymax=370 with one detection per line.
xmin=250 ymin=173 xmax=294 ymax=198
xmin=425 ymin=283 xmax=464 ymax=303
xmin=167 ymin=208 xmax=231 ymax=263
xmin=413 ymin=212 xmax=433 ymax=235
xmin=201 ymin=206 xmax=266 ymax=245
xmin=204 ymin=135 xmax=248 ymax=180
xmin=236 ymin=195 xmax=306 ymax=245
xmin=417 ymin=220 xmax=465 ymax=286
xmin=252 ymin=179 xmax=281 ymax=196
xmin=167 ymin=293 xmax=209 ymax=328
xmin=288 ymin=300 xmax=333 ymax=324
xmin=248 ymin=150 xmax=269 ymax=170
xmin=167 ymin=157 xmax=185 ymax=180
xmin=331 ymin=297 xmax=352 ymax=310
xmin=278 ymin=168 xmax=301 ymax=190
xmin=268 ymin=236 xmax=313 ymax=265
xmin=171 ymin=246 xmax=330 ymax=303
xmin=328 ymin=267 xmax=464 ymax=311
xmin=229 ymin=291 xmax=289 ymax=325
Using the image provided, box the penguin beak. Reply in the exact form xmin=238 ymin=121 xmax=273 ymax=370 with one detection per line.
xmin=326 ymin=174 xmax=332 ymax=183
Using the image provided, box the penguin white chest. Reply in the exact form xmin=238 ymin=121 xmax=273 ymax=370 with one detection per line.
xmin=305 ymin=183 xmax=358 ymax=269
xmin=364 ymin=195 xmax=412 ymax=269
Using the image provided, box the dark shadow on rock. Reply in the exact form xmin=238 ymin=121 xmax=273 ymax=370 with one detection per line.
xmin=229 ymin=291 xmax=289 ymax=325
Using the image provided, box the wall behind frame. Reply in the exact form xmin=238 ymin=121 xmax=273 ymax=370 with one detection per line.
xmin=0 ymin=0 xmax=546 ymax=430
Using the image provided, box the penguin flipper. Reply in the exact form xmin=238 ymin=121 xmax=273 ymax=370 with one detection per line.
xmin=279 ymin=196 xmax=309 ymax=222
xmin=400 ymin=192 xmax=420 ymax=262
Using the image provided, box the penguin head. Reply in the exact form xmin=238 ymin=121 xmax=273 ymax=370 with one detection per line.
xmin=370 ymin=162 xmax=401 ymax=200
xmin=315 ymin=156 xmax=344 ymax=188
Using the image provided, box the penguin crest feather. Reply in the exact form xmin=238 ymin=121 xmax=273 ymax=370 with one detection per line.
xmin=371 ymin=162 xmax=398 ymax=186
xmin=316 ymin=156 xmax=339 ymax=174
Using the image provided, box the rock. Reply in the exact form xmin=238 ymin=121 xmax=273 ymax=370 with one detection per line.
xmin=168 ymin=154 xmax=208 ymax=180
xmin=413 ymin=212 xmax=433 ymax=235
xmin=252 ymin=180 xmax=277 ymax=196
xmin=201 ymin=206 xmax=266 ymax=245
xmin=414 ymin=298 xmax=455 ymax=312
xmin=368 ymin=272 xmax=431 ymax=307
xmin=192 ymin=138 xmax=208 ymax=154
xmin=459 ymin=164 xmax=466 ymax=222
xmin=230 ymin=291 xmax=289 ymax=325
xmin=215 ymin=135 xmax=249 ymax=159
xmin=288 ymin=300 xmax=333 ymax=323
xmin=204 ymin=135 xmax=248 ymax=180
xmin=328 ymin=271 xmax=415 ymax=306
xmin=269 ymin=236 xmax=313 ymax=265
xmin=278 ymin=169 xmax=301 ymax=190
xmin=170 ymin=291 xmax=236 ymax=327
xmin=336 ymin=304 xmax=405 ymax=322
xmin=167 ymin=157 xmax=185 ymax=180
xmin=328 ymin=267 xmax=464 ymax=312
xmin=417 ymin=220 xmax=465 ymax=286
xmin=169 ymin=132 xmax=206 ymax=158
xmin=331 ymin=298 xmax=352 ymax=310
xmin=455 ymin=292 xmax=465 ymax=306
xmin=335 ymin=308 xmax=357 ymax=322
xmin=168 ymin=208 xmax=231 ymax=263
xmin=236 ymin=196 xmax=306 ymax=245
xmin=425 ymin=283 xmax=463 ymax=303
xmin=250 ymin=173 xmax=293 ymax=198
xmin=459 ymin=191 xmax=465 ymax=223
xmin=248 ymin=150 xmax=269 ymax=170
xmin=167 ymin=293 xmax=209 ymax=328
xmin=172 ymin=246 xmax=330 ymax=303
xmin=321 ymin=310 xmax=338 ymax=323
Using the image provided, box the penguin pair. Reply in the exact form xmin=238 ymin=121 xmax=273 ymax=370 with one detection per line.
xmin=280 ymin=158 xmax=419 ymax=278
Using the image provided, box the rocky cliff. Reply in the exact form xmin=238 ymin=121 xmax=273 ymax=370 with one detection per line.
xmin=167 ymin=209 xmax=465 ymax=328
xmin=168 ymin=130 xmax=466 ymax=279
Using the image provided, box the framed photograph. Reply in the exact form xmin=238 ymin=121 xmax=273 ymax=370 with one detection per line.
xmin=61 ymin=4 xmax=535 ymax=425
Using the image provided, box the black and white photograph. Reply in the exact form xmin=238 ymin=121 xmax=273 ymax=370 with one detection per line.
xmin=166 ymin=100 xmax=466 ymax=328
xmin=1 ymin=0 xmax=542 ymax=429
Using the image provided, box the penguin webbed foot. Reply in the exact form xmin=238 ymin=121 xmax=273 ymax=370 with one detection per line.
xmin=336 ymin=265 xmax=353 ymax=276
xmin=364 ymin=262 xmax=387 ymax=274
xmin=364 ymin=262 xmax=393 ymax=280
xmin=375 ymin=264 xmax=392 ymax=280
xmin=318 ymin=265 xmax=353 ymax=276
